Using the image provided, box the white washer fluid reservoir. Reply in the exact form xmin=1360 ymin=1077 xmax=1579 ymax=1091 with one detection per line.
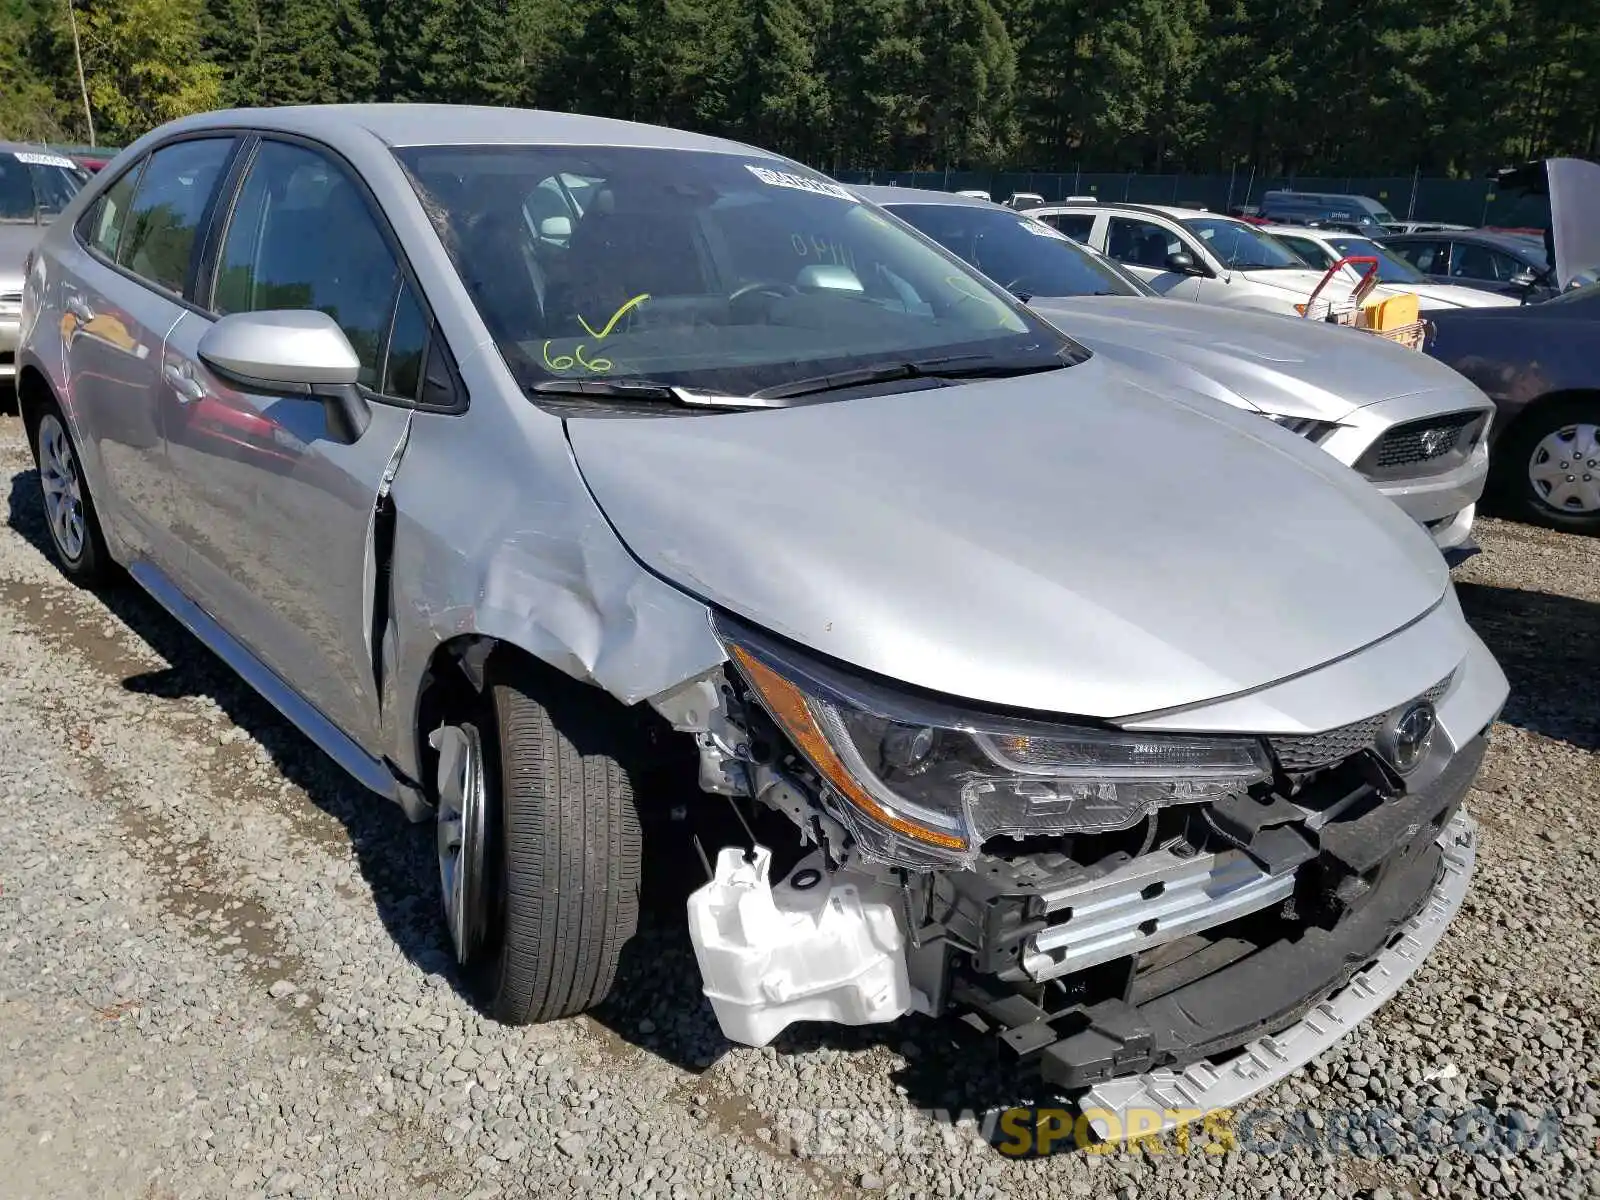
xmin=685 ymin=845 xmax=916 ymax=1047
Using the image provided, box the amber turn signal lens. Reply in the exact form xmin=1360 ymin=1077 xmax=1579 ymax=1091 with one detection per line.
xmin=728 ymin=645 xmax=967 ymax=852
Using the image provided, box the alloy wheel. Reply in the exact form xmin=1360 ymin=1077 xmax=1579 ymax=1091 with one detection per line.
xmin=432 ymin=723 xmax=491 ymax=965
xmin=38 ymin=414 xmax=86 ymax=563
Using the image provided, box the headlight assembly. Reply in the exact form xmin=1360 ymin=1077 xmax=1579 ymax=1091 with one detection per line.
xmin=724 ymin=628 xmax=1271 ymax=870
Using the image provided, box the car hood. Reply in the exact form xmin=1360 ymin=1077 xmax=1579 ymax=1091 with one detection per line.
xmin=1234 ymin=267 xmax=1338 ymax=298
xmin=1547 ymin=158 xmax=1600 ymax=290
xmin=1028 ymin=296 xmax=1471 ymax=420
xmin=1398 ymin=281 xmax=1518 ymax=309
xmin=566 ymin=357 xmax=1448 ymax=721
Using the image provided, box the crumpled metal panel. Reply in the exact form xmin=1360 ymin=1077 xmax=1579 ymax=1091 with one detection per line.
xmin=378 ymin=346 xmax=726 ymax=786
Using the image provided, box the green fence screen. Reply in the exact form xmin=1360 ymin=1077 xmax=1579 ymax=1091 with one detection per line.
xmin=834 ymin=169 xmax=1551 ymax=229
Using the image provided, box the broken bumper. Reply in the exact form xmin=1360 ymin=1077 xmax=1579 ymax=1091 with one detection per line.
xmin=1083 ymin=808 xmax=1475 ymax=1135
xmin=688 ymin=763 xmax=1480 ymax=1122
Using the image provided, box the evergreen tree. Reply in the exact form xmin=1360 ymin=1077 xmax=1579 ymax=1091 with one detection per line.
xmin=415 ymin=0 xmax=523 ymax=105
xmin=77 ymin=0 xmax=222 ymax=145
xmin=744 ymin=0 xmax=832 ymax=160
xmin=206 ymin=0 xmax=376 ymax=108
xmin=2 ymin=0 xmax=1597 ymax=177
xmin=908 ymin=0 xmax=1017 ymax=167
xmin=0 ymin=0 xmax=70 ymax=140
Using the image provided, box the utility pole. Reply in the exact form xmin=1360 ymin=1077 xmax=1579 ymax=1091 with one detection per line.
xmin=67 ymin=0 xmax=95 ymax=147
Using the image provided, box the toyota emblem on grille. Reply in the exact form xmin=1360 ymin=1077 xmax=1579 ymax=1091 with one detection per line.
xmin=1378 ymin=701 xmax=1437 ymax=773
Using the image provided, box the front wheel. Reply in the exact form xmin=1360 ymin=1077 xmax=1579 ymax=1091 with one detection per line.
xmin=1495 ymin=398 xmax=1600 ymax=534
xmin=433 ymin=658 xmax=643 ymax=1024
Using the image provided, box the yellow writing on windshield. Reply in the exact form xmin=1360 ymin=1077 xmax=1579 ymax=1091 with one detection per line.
xmin=545 ymin=293 xmax=651 ymax=375
xmin=577 ymin=293 xmax=651 ymax=340
xmin=543 ymin=340 xmax=613 ymax=373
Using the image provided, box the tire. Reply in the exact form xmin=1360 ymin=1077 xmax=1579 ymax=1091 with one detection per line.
xmin=451 ymin=658 xmax=644 ymax=1024
xmin=28 ymin=398 xmax=113 ymax=586
xmin=1493 ymin=396 xmax=1600 ymax=535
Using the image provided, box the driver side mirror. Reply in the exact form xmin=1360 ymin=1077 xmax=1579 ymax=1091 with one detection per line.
xmin=198 ymin=310 xmax=372 ymax=444
xmin=1508 ymin=268 xmax=1538 ymax=290
xmin=1166 ymin=251 xmax=1205 ymax=276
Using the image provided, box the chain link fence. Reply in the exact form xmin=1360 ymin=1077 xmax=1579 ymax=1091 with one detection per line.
xmin=833 ymin=168 xmax=1551 ymax=229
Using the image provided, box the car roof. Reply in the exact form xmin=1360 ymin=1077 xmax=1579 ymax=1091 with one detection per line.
xmin=1034 ymin=201 xmax=1227 ymax=222
xmin=853 ymin=184 xmax=999 ymax=209
xmin=1261 ymin=190 xmax=1382 ymax=205
xmin=1258 ymin=225 xmax=1378 ymax=242
xmin=130 ymin=104 xmax=769 ymax=157
xmin=1379 ymin=228 xmax=1543 ymax=255
xmin=0 ymin=141 xmax=82 ymax=159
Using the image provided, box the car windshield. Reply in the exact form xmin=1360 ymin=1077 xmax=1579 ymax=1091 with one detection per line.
xmin=396 ymin=146 xmax=1077 ymax=398
xmin=1181 ymin=217 xmax=1305 ymax=270
xmin=1369 ymin=207 xmax=1398 ymax=225
xmin=1325 ymin=236 xmax=1426 ymax=283
xmin=0 ymin=150 xmax=85 ymax=224
xmin=886 ymin=203 xmax=1144 ymax=299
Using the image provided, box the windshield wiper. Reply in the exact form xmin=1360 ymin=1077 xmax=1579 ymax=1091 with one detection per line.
xmin=753 ymin=352 xmax=1069 ymax=400
xmin=527 ymin=378 xmax=784 ymax=409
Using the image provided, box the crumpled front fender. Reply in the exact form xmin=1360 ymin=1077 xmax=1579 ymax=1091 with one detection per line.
xmin=378 ymin=352 xmax=725 ymax=788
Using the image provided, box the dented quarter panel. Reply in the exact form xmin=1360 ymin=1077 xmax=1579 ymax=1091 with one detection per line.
xmin=378 ymin=344 xmax=727 ymax=785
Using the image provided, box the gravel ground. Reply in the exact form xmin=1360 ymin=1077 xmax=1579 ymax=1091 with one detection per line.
xmin=0 ymin=407 xmax=1597 ymax=1200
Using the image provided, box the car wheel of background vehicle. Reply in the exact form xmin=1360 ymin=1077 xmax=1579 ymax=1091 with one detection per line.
xmin=29 ymin=403 xmax=112 ymax=585
xmin=1496 ymin=397 xmax=1600 ymax=534
xmin=436 ymin=657 xmax=644 ymax=1024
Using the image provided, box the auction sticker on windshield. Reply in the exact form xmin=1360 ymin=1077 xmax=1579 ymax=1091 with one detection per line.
xmin=745 ymin=164 xmax=857 ymax=203
xmin=13 ymin=151 xmax=78 ymax=169
xmin=1021 ymin=221 xmax=1071 ymax=240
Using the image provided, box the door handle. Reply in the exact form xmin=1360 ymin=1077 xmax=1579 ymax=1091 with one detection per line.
xmin=162 ymin=362 xmax=206 ymax=404
xmin=64 ymin=292 xmax=95 ymax=322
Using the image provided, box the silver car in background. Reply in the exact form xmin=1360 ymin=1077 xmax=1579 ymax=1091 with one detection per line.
xmin=16 ymin=106 xmax=1506 ymax=1132
xmin=860 ymin=186 xmax=1495 ymax=555
xmin=1 ymin=144 xmax=87 ymax=394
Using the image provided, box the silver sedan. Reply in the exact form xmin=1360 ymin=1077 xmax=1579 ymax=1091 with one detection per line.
xmin=857 ymin=186 xmax=1495 ymax=555
xmin=16 ymin=106 xmax=1505 ymax=1129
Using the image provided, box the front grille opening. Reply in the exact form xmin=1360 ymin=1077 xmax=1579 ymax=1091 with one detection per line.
xmin=1358 ymin=410 xmax=1488 ymax=478
xmin=1270 ymin=673 xmax=1454 ymax=773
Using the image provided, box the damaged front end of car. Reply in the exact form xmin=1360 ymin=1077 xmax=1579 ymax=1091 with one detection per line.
xmin=670 ymin=612 xmax=1491 ymax=1129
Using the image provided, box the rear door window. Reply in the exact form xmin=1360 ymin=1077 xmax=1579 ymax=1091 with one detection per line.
xmin=118 ymin=138 xmax=236 ymax=294
xmin=84 ymin=163 xmax=144 ymax=260
xmin=1041 ymin=213 xmax=1095 ymax=241
xmin=1106 ymin=217 xmax=1181 ymax=269
xmin=1389 ymin=239 xmax=1447 ymax=274
xmin=1450 ymin=243 xmax=1524 ymax=282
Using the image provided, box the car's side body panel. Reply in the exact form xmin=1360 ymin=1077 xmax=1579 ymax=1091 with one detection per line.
xmin=378 ymin=346 xmax=727 ymax=786
xmin=19 ymin=111 xmax=734 ymax=801
xmin=1426 ymin=296 xmax=1600 ymax=440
